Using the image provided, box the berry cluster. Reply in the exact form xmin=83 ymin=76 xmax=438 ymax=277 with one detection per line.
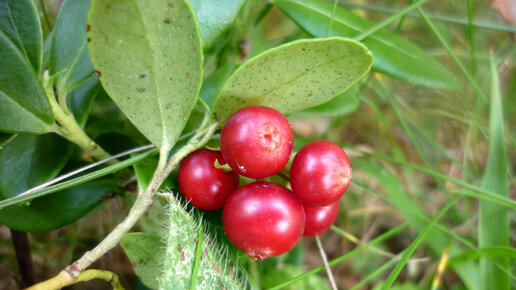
xmin=178 ymin=106 xmax=352 ymax=260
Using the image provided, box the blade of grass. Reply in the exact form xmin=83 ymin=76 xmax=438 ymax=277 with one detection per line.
xmin=351 ymin=149 xmax=515 ymax=211
xmin=382 ymin=197 xmax=460 ymax=289
xmin=189 ymin=213 xmax=204 ymax=290
xmin=416 ymin=7 xmax=485 ymax=100
xmin=478 ymin=53 xmax=510 ymax=289
xmin=266 ymin=223 xmax=409 ymax=290
xmin=350 ymin=255 xmax=399 ymax=290
xmin=466 ymin=0 xmax=476 ymax=71
xmin=354 ymin=0 xmax=429 ymax=41
xmin=336 ymin=1 xmax=516 ymax=33
xmin=449 ymin=247 xmax=516 ymax=266
xmin=0 ymin=148 xmax=158 ymax=209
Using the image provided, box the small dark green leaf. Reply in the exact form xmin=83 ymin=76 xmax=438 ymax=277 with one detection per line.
xmin=273 ymin=0 xmax=461 ymax=90
xmin=0 ymin=0 xmax=53 ymax=133
xmin=188 ymin=0 xmax=247 ymax=50
xmin=88 ymin=0 xmax=203 ymax=150
xmin=51 ymin=0 xmax=95 ymax=94
xmin=68 ymin=75 xmax=101 ymax=126
xmin=121 ymin=232 xmax=164 ymax=289
xmin=212 ymin=37 xmax=373 ymax=122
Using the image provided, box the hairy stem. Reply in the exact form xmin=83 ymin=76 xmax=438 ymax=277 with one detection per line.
xmin=27 ymin=122 xmax=219 ymax=290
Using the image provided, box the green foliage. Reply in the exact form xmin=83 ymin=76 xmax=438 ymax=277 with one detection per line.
xmin=0 ymin=134 xmax=116 ymax=232
xmin=51 ymin=0 xmax=95 ymax=95
xmin=160 ymin=197 xmax=244 ymax=289
xmin=87 ymin=0 xmax=203 ymax=150
xmin=273 ymin=0 xmax=461 ymax=90
xmin=478 ymin=54 xmax=509 ymax=289
xmin=212 ymin=37 xmax=373 ymax=122
xmin=0 ymin=0 xmax=53 ymax=133
xmin=188 ymin=0 xmax=247 ymax=50
xmin=300 ymin=83 xmax=360 ymax=116
xmin=121 ymin=233 xmax=165 ymax=289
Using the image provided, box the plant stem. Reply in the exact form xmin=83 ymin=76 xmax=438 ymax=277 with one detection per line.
xmin=43 ymin=72 xmax=111 ymax=162
xmin=26 ymin=122 xmax=219 ymax=290
xmin=315 ymin=235 xmax=338 ymax=290
xmin=76 ymin=269 xmax=125 ymax=290
xmin=10 ymin=229 xmax=35 ymax=288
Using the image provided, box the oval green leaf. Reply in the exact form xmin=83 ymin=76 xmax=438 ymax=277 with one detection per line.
xmin=51 ymin=0 xmax=95 ymax=95
xmin=212 ymin=37 xmax=373 ymax=122
xmin=272 ymin=0 xmax=461 ymax=90
xmin=88 ymin=0 xmax=203 ymax=150
xmin=188 ymin=0 xmax=247 ymax=50
xmin=0 ymin=0 xmax=53 ymax=133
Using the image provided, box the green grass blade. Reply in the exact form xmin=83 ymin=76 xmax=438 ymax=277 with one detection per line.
xmin=189 ymin=214 xmax=204 ymax=290
xmin=382 ymin=197 xmax=460 ymax=289
xmin=354 ymin=0 xmax=429 ymax=41
xmin=478 ymin=53 xmax=510 ymax=289
xmin=416 ymin=7 xmax=486 ymax=100
xmin=0 ymin=148 xmax=158 ymax=209
xmin=351 ymin=255 xmax=400 ymax=290
xmin=449 ymin=247 xmax=516 ymax=266
xmin=266 ymin=223 xmax=409 ymax=290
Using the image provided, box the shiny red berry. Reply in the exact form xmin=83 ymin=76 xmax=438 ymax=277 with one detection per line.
xmin=220 ymin=106 xmax=293 ymax=179
xmin=290 ymin=140 xmax=352 ymax=206
xmin=303 ymin=201 xmax=340 ymax=236
xmin=222 ymin=182 xmax=305 ymax=260
xmin=178 ymin=149 xmax=239 ymax=210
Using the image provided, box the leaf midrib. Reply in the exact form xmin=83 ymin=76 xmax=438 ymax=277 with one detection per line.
xmin=223 ymin=51 xmax=365 ymax=104
xmin=132 ymin=0 xmax=168 ymax=149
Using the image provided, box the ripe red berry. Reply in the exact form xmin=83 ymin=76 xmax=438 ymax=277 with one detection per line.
xmin=178 ymin=149 xmax=239 ymax=210
xmin=303 ymin=201 xmax=340 ymax=236
xmin=220 ymin=106 xmax=293 ymax=179
xmin=222 ymin=182 xmax=305 ymax=260
xmin=290 ymin=140 xmax=352 ymax=206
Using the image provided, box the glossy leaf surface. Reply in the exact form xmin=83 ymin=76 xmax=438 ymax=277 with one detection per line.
xmin=88 ymin=0 xmax=203 ymax=150
xmin=212 ymin=37 xmax=373 ymax=122
xmin=51 ymin=0 xmax=95 ymax=94
xmin=273 ymin=0 xmax=461 ymax=90
xmin=0 ymin=0 xmax=53 ymax=133
xmin=188 ymin=0 xmax=247 ymax=50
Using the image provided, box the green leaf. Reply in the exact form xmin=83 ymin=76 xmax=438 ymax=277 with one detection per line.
xmin=160 ymin=198 xmax=245 ymax=289
xmin=212 ymin=37 xmax=373 ymax=122
xmin=0 ymin=148 xmax=157 ymax=209
xmin=51 ymin=0 xmax=95 ymax=94
xmin=300 ymin=83 xmax=360 ymax=116
xmin=67 ymin=75 xmax=101 ymax=126
xmin=188 ymin=0 xmax=247 ymax=50
xmin=121 ymin=232 xmax=164 ymax=289
xmin=0 ymin=0 xmax=42 ymax=72
xmin=272 ymin=0 xmax=461 ymax=90
xmin=200 ymin=63 xmax=234 ymax=108
xmin=0 ymin=0 xmax=53 ymax=133
xmin=0 ymin=177 xmax=116 ymax=232
xmin=87 ymin=0 xmax=203 ymax=150
xmin=449 ymin=247 xmax=516 ymax=266
xmin=0 ymin=133 xmax=116 ymax=232
xmin=478 ymin=54 xmax=509 ymax=289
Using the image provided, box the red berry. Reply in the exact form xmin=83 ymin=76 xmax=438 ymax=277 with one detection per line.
xmin=220 ymin=106 xmax=293 ymax=179
xmin=222 ymin=182 xmax=305 ymax=260
xmin=303 ymin=201 xmax=340 ymax=236
xmin=290 ymin=140 xmax=352 ymax=206
xmin=178 ymin=149 xmax=239 ymax=210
